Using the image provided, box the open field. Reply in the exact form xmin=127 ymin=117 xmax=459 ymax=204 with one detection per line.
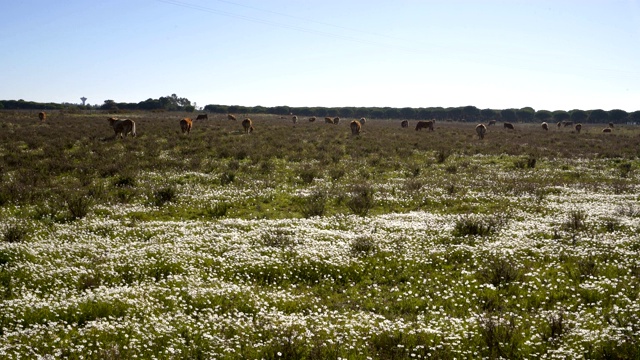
xmin=1 ymin=111 xmax=640 ymax=359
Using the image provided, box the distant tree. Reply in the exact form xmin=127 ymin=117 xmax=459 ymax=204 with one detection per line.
xmin=271 ymin=106 xmax=291 ymax=115
xmin=400 ymin=107 xmax=416 ymax=119
xmin=569 ymin=109 xmax=588 ymax=124
xmin=587 ymin=109 xmax=608 ymax=123
xmin=462 ymin=106 xmax=480 ymax=122
xmin=0 ymin=102 xmax=4 ymax=110
xmin=608 ymin=109 xmax=629 ymax=124
xmin=138 ymin=98 xmax=163 ymax=110
xmin=354 ymin=108 xmax=369 ymax=118
xmin=480 ymin=108 xmax=497 ymax=121
xmin=312 ymin=107 xmax=328 ymax=117
xmin=204 ymin=104 xmax=228 ymax=113
xmin=500 ymin=109 xmax=517 ymax=123
xmin=629 ymin=110 xmax=640 ymax=124
xmin=431 ymin=108 xmax=446 ymax=121
xmin=370 ymin=109 xmax=385 ymax=119
xmin=326 ymin=108 xmax=339 ymax=117
xmin=417 ymin=108 xmax=433 ymax=120
xmin=552 ymin=110 xmax=570 ymax=123
xmin=185 ymin=105 xmax=195 ymax=113
xmin=101 ymin=100 xmax=118 ymax=111
xmin=516 ymin=107 xmax=535 ymax=122
xmin=534 ymin=110 xmax=552 ymax=122
xmin=340 ymin=107 xmax=354 ymax=118
xmin=447 ymin=107 xmax=463 ymax=121
xmin=382 ymin=107 xmax=398 ymax=119
xmin=252 ymin=106 xmax=268 ymax=114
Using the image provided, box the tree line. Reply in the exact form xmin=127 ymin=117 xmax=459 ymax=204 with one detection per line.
xmin=2 ymin=98 xmax=639 ymax=124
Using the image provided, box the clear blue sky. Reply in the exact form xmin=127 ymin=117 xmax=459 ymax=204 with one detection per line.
xmin=1 ymin=0 xmax=639 ymax=112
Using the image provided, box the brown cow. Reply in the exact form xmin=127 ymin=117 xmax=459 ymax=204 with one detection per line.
xmin=603 ymin=127 xmax=612 ymax=133
xmin=242 ymin=118 xmax=253 ymax=134
xmin=195 ymin=114 xmax=208 ymax=121
xmin=360 ymin=117 xmax=367 ymax=125
xmin=557 ymin=122 xmax=562 ymax=128
xmin=333 ymin=117 xmax=340 ymax=125
xmin=308 ymin=116 xmax=316 ymax=122
xmin=487 ymin=119 xmax=496 ymax=126
xmin=292 ymin=115 xmax=298 ymax=124
xmin=180 ymin=118 xmax=193 ymax=134
xmin=108 ymin=118 xmax=136 ymax=139
xmin=575 ymin=123 xmax=582 ymax=133
xmin=401 ymin=120 xmax=409 ymax=128
xmin=503 ymin=122 xmax=515 ymax=130
xmin=350 ymin=120 xmax=362 ymax=135
xmin=541 ymin=122 xmax=549 ymax=131
xmin=38 ymin=112 xmax=46 ymax=122
xmin=476 ymin=124 xmax=487 ymax=139
xmin=324 ymin=117 xmax=334 ymax=124
xmin=563 ymin=121 xmax=573 ymax=127
xmin=415 ymin=120 xmax=434 ymax=131
xmin=609 ymin=122 xmax=614 ymax=128
xmin=228 ymin=114 xmax=237 ymax=121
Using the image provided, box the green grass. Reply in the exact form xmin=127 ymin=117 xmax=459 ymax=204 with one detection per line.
xmin=1 ymin=111 xmax=640 ymax=358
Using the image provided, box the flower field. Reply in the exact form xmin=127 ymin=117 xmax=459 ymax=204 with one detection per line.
xmin=1 ymin=112 xmax=640 ymax=359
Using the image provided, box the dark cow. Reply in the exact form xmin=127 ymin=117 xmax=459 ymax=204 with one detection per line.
xmin=603 ymin=128 xmax=612 ymax=133
xmin=487 ymin=119 xmax=496 ymax=126
xmin=401 ymin=120 xmax=409 ymax=128
xmin=324 ymin=117 xmax=334 ymax=124
xmin=476 ymin=124 xmax=487 ymax=139
xmin=415 ymin=120 xmax=434 ymax=131
xmin=333 ymin=117 xmax=340 ymax=125
xmin=575 ymin=123 xmax=582 ymax=133
xmin=108 ymin=118 xmax=136 ymax=139
xmin=563 ymin=121 xmax=573 ymax=127
xmin=180 ymin=118 xmax=193 ymax=134
xmin=308 ymin=117 xmax=316 ymax=122
xmin=503 ymin=122 xmax=515 ymax=130
xmin=195 ymin=114 xmax=208 ymax=121
xmin=609 ymin=122 xmax=614 ymax=128
xmin=228 ymin=114 xmax=237 ymax=121
xmin=38 ymin=112 xmax=46 ymax=122
xmin=242 ymin=118 xmax=254 ymax=134
xmin=350 ymin=120 xmax=362 ymax=135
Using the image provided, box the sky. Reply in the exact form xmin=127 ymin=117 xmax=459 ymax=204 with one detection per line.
xmin=1 ymin=0 xmax=639 ymax=112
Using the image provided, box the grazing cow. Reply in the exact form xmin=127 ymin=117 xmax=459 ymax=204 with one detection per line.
xmin=557 ymin=122 xmax=562 ymax=128
xmin=333 ymin=117 xmax=340 ymax=125
xmin=180 ymin=118 xmax=193 ymax=134
xmin=541 ymin=122 xmax=549 ymax=131
xmin=487 ymin=119 xmax=496 ymax=126
xmin=108 ymin=118 xmax=136 ymax=139
xmin=603 ymin=128 xmax=612 ymax=133
xmin=38 ymin=112 xmax=46 ymax=122
xmin=575 ymin=123 xmax=582 ymax=133
xmin=609 ymin=122 xmax=614 ymax=128
xmin=401 ymin=120 xmax=409 ymax=128
xmin=350 ymin=120 xmax=362 ymax=135
xmin=503 ymin=122 xmax=515 ymax=130
xmin=563 ymin=121 xmax=573 ymax=127
xmin=195 ymin=114 xmax=208 ymax=121
xmin=292 ymin=115 xmax=298 ymax=124
xmin=228 ymin=114 xmax=237 ymax=121
xmin=325 ymin=117 xmax=334 ymax=124
xmin=308 ymin=117 xmax=316 ymax=122
xmin=360 ymin=117 xmax=367 ymax=125
xmin=415 ymin=120 xmax=434 ymax=131
xmin=476 ymin=124 xmax=487 ymax=139
xmin=242 ymin=118 xmax=253 ymax=134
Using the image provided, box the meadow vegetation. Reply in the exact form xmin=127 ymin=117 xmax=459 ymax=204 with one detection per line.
xmin=1 ymin=110 xmax=640 ymax=358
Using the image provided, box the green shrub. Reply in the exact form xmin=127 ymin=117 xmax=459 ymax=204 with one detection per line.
xmin=153 ymin=185 xmax=177 ymax=207
xmin=347 ymin=183 xmax=375 ymax=217
xmin=298 ymin=191 xmax=327 ymax=218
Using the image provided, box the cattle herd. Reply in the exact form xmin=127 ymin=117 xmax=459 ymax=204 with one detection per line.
xmin=34 ymin=112 xmax=618 ymax=140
